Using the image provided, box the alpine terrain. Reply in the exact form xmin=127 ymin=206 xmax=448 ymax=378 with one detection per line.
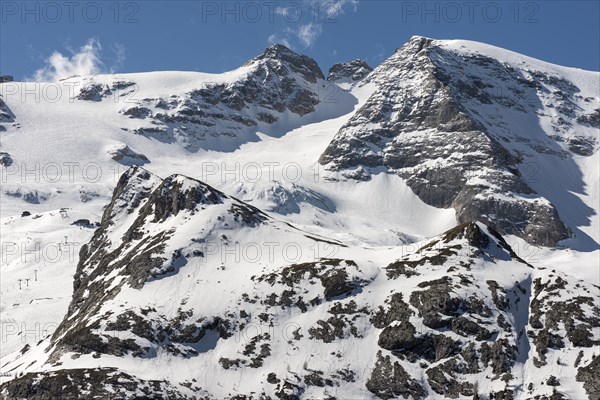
xmin=0 ymin=37 xmax=598 ymax=399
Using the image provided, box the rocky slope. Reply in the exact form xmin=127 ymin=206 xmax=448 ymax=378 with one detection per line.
xmin=1 ymin=167 xmax=599 ymax=399
xmin=327 ymin=59 xmax=373 ymax=83
xmin=99 ymin=44 xmax=353 ymax=152
xmin=320 ymin=36 xmax=599 ymax=246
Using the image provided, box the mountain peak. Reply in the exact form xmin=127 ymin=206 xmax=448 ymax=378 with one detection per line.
xmin=395 ymin=35 xmax=435 ymax=54
xmin=416 ymin=221 xmax=532 ymax=267
xmin=247 ymin=44 xmax=324 ymax=83
xmin=319 ymin=34 xmax=596 ymax=246
xmin=259 ymin=43 xmax=296 ymax=58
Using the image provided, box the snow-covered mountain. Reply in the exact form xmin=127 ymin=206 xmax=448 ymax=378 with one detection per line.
xmin=320 ymin=36 xmax=599 ymax=247
xmin=0 ymin=37 xmax=598 ymax=399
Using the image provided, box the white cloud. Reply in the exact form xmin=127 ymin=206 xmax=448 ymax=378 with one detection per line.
xmin=297 ymin=23 xmax=322 ymax=48
xmin=110 ymin=43 xmax=126 ymax=72
xmin=274 ymin=6 xmax=291 ymax=18
xmin=267 ymin=1 xmax=359 ymax=49
xmin=32 ymin=38 xmax=125 ymax=82
xmin=267 ymin=34 xmax=292 ymax=49
xmin=321 ymin=0 xmax=359 ymax=18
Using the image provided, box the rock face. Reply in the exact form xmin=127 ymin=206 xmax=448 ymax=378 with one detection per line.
xmin=118 ymin=44 xmax=351 ymax=152
xmin=577 ymin=356 xmax=600 ymax=400
xmin=75 ymin=80 xmax=136 ymax=102
xmin=0 ymin=95 xmax=16 ymax=131
xmin=319 ymin=36 xmax=600 ymax=246
xmin=107 ymin=144 xmax=149 ymax=165
xmin=2 ymin=171 xmax=598 ymax=399
xmin=0 ymin=368 xmax=197 ymax=399
xmin=327 ymin=59 xmax=373 ymax=83
xmin=0 ymin=151 xmax=13 ymax=166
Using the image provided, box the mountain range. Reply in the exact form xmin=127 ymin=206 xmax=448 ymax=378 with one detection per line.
xmin=0 ymin=36 xmax=598 ymax=399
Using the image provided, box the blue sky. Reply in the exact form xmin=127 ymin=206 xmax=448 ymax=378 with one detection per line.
xmin=1 ymin=0 xmax=599 ymax=80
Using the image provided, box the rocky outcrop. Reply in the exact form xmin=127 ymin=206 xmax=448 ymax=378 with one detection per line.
xmin=0 ymin=151 xmax=13 ymax=166
xmin=0 ymin=95 xmax=16 ymax=131
xmin=123 ymin=45 xmax=347 ymax=152
xmin=4 ymin=188 xmax=48 ymax=204
xmin=365 ymin=222 xmax=597 ymax=400
xmin=0 ymin=368 xmax=200 ymax=399
xmin=107 ymin=144 xmax=149 ymax=165
xmin=74 ymin=80 xmax=135 ymax=102
xmin=327 ymin=59 xmax=373 ymax=83
xmin=577 ymin=356 xmax=600 ymax=400
xmin=366 ymin=351 xmax=426 ymax=399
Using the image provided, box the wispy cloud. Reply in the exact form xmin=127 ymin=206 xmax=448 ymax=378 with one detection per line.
xmin=297 ymin=23 xmax=322 ymax=48
xmin=268 ymin=34 xmax=292 ymax=49
xmin=32 ymin=38 xmax=125 ymax=82
xmin=274 ymin=5 xmax=300 ymax=20
xmin=268 ymin=0 xmax=359 ymax=49
xmin=314 ymin=0 xmax=359 ymax=19
xmin=110 ymin=43 xmax=127 ymax=72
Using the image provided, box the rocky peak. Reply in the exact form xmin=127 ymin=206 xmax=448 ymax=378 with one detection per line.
xmin=256 ymin=43 xmax=297 ymax=59
xmin=150 ymin=175 xmax=225 ymax=222
xmin=123 ymin=45 xmax=340 ymax=152
xmin=246 ymin=44 xmax=324 ymax=83
xmin=327 ymin=59 xmax=373 ymax=83
xmin=101 ymin=166 xmax=162 ymax=227
xmin=399 ymin=35 xmax=434 ymax=53
xmin=439 ymin=221 xmax=491 ymax=248
xmin=433 ymin=221 xmax=533 ymax=266
xmin=318 ymin=36 xmax=591 ymax=246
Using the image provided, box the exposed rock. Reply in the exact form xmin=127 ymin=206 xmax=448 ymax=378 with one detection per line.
xmin=0 ymin=368 xmax=197 ymax=399
xmin=76 ymin=82 xmax=105 ymax=101
xmin=327 ymin=59 xmax=373 ymax=83
xmin=366 ymin=351 xmax=426 ymax=399
xmin=426 ymin=359 xmax=476 ymax=398
xmin=370 ymin=293 xmax=412 ymax=329
xmin=0 ymin=151 xmax=13 ymax=166
xmin=4 ymin=188 xmax=48 ymax=204
xmin=377 ymin=320 xmax=461 ymax=363
xmin=75 ymin=80 xmax=135 ymax=102
xmin=577 ymin=355 xmax=600 ymax=400
xmin=125 ymin=44 xmax=341 ymax=152
xmin=122 ymin=106 xmax=152 ymax=119
xmin=71 ymin=219 xmax=94 ymax=227
xmin=409 ymin=276 xmax=460 ymax=329
xmin=566 ymin=136 xmax=596 ymax=156
xmin=108 ymin=144 xmax=149 ymax=165
xmin=256 ymin=258 xmax=367 ymax=304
